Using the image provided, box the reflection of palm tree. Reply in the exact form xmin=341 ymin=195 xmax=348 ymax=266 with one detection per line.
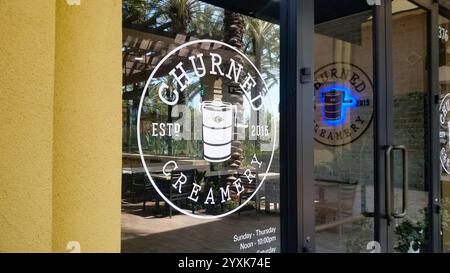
xmin=159 ymin=0 xmax=197 ymax=105
xmin=123 ymin=0 xmax=161 ymax=24
xmin=244 ymin=18 xmax=280 ymax=90
xmin=160 ymin=1 xmax=196 ymax=154
xmin=123 ymin=0 xmax=197 ymax=34
xmin=162 ymin=0 xmax=197 ymax=34
xmin=221 ymin=15 xmax=280 ymax=175
xmin=190 ymin=4 xmax=223 ymax=39
xmin=222 ymin=11 xmax=245 ymax=178
xmin=243 ymin=19 xmax=280 ymax=149
xmin=166 ymin=1 xmax=197 ymax=156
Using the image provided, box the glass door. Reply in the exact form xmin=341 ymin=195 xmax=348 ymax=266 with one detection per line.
xmin=373 ymin=0 xmax=442 ymax=253
xmin=313 ymin=2 xmax=376 ymax=253
xmin=312 ymin=0 xmax=441 ymax=253
xmin=389 ymin=0 xmax=432 ymax=253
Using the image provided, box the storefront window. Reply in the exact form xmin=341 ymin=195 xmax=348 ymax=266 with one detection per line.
xmin=121 ymin=0 xmax=280 ymax=253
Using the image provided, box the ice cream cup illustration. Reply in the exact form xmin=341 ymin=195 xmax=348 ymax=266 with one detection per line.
xmin=322 ymin=90 xmax=352 ymax=121
xmin=201 ymin=100 xmax=233 ymax=163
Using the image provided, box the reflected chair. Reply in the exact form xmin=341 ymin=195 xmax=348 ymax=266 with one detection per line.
xmin=131 ymin=172 xmax=159 ymax=211
xmin=315 ymin=181 xmax=358 ymax=236
xmin=164 ymin=169 xmax=197 ymax=218
xmin=122 ymin=173 xmax=133 ymax=199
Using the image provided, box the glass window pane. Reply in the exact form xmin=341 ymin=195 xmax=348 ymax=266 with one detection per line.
xmin=121 ymin=0 xmax=280 ymax=253
xmin=391 ymin=0 xmax=430 ymax=253
xmin=314 ymin=8 xmax=375 ymax=253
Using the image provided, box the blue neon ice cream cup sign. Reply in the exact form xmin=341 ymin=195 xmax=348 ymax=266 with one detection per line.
xmin=320 ymin=86 xmax=357 ymax=126
xmin=314 ymin=63 xmax=373 ymax=146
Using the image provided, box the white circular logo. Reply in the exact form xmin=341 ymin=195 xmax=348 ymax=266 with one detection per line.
xmin=314 ymin=63 xmax=374 ymax=146
xmin=137 ymin=39 xmax=276 ymax=219
xmin=440 ymin=93 xmax=450 ymax=174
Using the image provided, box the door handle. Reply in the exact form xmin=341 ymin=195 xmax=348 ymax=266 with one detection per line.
xmin=392 ymin=145 xmax=408 ymax=219
xmin=385 ymin=145 xmax=393 ymax=222
xmin=385 ymin=145 xmax=408 ymax=222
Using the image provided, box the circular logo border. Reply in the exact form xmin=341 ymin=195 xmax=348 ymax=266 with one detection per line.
xmin=440 ymin=93 xmax=450 ymax=175
xmin=137 ymin=39 xmax=277 ymax=219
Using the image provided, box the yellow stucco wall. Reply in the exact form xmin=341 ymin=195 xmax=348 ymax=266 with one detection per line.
xmin=0 ymin=0 xmax=121 ymax=253
xmin=0 ymin=0 xmax=56 ymax=253
xmin=52 ymin=0 xmax=122 ymax=253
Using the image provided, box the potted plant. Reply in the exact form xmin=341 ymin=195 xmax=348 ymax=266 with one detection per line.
xmin=394 ymin=218 xmax=426 ymax=253
xmin=394 ymin=199 xmax=450 ymax=253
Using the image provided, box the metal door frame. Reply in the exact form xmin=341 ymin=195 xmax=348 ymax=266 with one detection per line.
xmin=280 ymin=0 xmax=315 ymax=253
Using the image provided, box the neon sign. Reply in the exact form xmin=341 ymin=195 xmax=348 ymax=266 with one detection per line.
xmin=319 ymin=85 xmax=357 ymax=126
xmin=314 ymin=63 xmax=374 ymax=146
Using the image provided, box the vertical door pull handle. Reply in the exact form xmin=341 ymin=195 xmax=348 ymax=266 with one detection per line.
xmin=385 ymin=145 xmax=408 ymax=222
